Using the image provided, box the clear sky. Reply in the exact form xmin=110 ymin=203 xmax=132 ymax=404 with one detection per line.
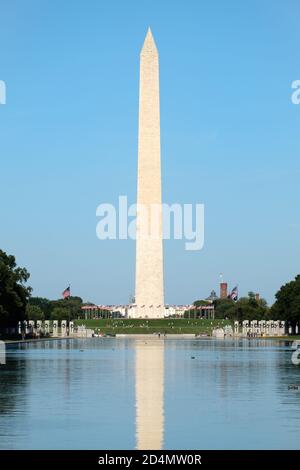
xmin=0 ymin=0 xmax=299 ymax=305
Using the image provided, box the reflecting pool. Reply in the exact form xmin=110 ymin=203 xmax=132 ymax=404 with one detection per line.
xmin=0 ymin=338 xmax=299 ymax=449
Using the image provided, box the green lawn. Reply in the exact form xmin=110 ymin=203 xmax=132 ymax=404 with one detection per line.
xmin=74 ymin=318 xmax=232 ymax=335
xmin=260 ymin=336 xmax=299 ymax=341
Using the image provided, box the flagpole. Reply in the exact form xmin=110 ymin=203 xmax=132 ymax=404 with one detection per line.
xmin=68 ymin=284 xmax=71 ymax=327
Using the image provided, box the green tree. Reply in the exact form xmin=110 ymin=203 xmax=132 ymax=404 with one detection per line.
xmin=214 ymin=294 xmax=269 ymax=321
xmin=271 ymin=275 xmax=300 ymax=328
xmin=214 ymin=298 xmax=235 ymax=319
xmin=28 ymin=297 xmax=52 ymax=319
xmin=26 ymin=304 xmax=45 ymax=321
xmin=233 ymin=297 xmax=258 ymax=321
xmin=0 ymin=249 xmax=32 ymax=327
xmin=50 ymin=307 xmax=69 ymax=321
xmin=50 ymin=296 xmax=83 ymax=320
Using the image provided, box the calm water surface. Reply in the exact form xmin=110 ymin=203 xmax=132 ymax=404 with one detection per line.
xmin=0 ymin=338 xmax=299 ymax=449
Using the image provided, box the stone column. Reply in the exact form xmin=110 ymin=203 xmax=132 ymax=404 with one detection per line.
xmin=53 ymin=320 xmax=58 ymax=336
xmin=36 ymin=320 xmax=42 ymax=336
xmin=28 ymin=320 xmax=35 ymax=335
xmin=44 ymin=320 xmax=50 ymax=335
xmin=61 ymin=320 xmax=67 ymax=336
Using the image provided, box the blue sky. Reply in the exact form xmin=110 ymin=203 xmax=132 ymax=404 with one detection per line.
xmin=0 ymin=0 xmax=299 ymax=305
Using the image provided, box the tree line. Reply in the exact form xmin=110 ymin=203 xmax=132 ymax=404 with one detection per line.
xmin=187 ymin=286 xmax=300 ymax=327
xmin=184 ymin=293 xmax=269 ymax=321
xmin=1 ymin=248 xmax=300 ymax=328
xmin=0 ymin=249 xmax=85 ymax=328
xmin=27 ymin=296 xmax=84 ymax=321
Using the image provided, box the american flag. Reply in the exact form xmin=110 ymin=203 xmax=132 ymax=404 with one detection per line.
xmin=62 ymin=286 xmax=71 ymax=299
xmin=230 ymin=286 xmax=238 ymax=301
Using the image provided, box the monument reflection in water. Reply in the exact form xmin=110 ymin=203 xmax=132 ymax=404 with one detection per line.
xmin=135 ymin=339 xmax=164 ymax=449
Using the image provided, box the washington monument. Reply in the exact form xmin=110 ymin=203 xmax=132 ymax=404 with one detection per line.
xmin=134 ymin=28 xmax=164 ymax=319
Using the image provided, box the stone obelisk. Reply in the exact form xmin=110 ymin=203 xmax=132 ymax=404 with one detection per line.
xmin=134 ymin=28 xmax=164 ymax=319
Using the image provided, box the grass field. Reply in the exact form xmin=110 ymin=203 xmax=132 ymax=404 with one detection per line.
xmin=261 ymin=336 xmax=299 ymax=341
xmin=74 ymin=318 xmax=232 ymax=335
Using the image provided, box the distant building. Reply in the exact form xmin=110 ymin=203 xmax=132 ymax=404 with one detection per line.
xmin=164 ymin=305 xmax=186 ymax=317
xmin=220 ymin=282 xmax=228 ymax=299
xmin=206 ymin=290 xmax=218 ymax=303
